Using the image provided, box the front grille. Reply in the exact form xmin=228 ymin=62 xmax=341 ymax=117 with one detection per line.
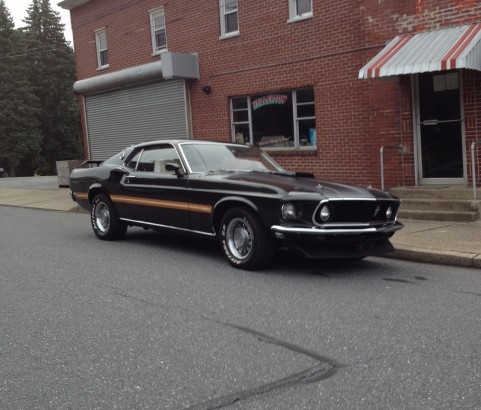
xmin=314 ymin=199 xmax=400 ymax=225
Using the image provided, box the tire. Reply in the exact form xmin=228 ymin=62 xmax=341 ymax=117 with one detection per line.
xmin=220 ymin=207 xmax=274 ymax=270
xmin=91 ymin=194 xmax=127 ymax=241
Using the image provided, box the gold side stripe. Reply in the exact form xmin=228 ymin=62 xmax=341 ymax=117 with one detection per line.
xmin=76 ymin=193 xmax=89 ymax=200
xmin=111 ymin=195 xmax=212 ymax=214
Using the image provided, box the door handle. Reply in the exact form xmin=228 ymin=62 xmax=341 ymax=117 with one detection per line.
xmin=125 ymin=175 xmax=136 ymax=184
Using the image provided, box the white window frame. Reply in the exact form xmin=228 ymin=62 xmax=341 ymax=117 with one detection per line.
xmin=288 ymin=0 xmax=313 ymax=23
xmin=230 ymin=89 xmax=316 ymax=150
xmin=95 ymin=28 xmax=109 ymax=70
xmin=219 ymin=0 xmax=239 ymax=39
xmin=150 ymin=7 xmax=167 ymax=55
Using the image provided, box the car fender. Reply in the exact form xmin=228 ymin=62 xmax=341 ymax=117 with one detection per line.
xmin=212 ymin=196 xmax=261 ymax=232
xmin=88 ymin=183 xmax=109 ymax=204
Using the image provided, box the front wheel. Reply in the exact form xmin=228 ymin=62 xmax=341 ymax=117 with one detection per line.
xmin=220 ymin=207 xmax=274 ymax=270
xmin=91 ymin=194 xmax=127 ymax=240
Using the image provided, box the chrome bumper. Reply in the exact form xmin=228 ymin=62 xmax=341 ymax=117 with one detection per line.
xmin=270 ymin=221 xmax=404 ymax=236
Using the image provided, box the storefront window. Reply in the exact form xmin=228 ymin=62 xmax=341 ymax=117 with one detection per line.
xmin=231 ymin=88 xmax=316 ymax=149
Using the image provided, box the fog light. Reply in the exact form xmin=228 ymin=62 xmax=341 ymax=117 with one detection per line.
xmin=320 ymin=205 xmax=331 ymax=222
xmin=386 ymin=206 xmax=393 ymax=219
xmin=281 ymin=203 xmax=298 ymax=221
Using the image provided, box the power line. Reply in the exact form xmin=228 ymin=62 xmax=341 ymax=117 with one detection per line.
xmin=0 ymin=45 xmax=70 ymax=59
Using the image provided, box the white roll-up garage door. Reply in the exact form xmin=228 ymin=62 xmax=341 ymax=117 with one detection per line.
xmin=85 ymin=80 xmax=189 ymax=160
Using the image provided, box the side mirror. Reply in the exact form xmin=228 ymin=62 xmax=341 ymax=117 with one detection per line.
xmin=165 ymin=162 xmax=184 ymax=178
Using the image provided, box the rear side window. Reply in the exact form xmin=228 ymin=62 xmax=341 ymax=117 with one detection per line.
xmin=126 ymin=145 xmax=183 ymax=173
xmin=126 ymin=150 xmax=142 ymax=170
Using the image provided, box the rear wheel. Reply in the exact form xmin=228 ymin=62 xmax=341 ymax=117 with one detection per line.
xmin=220 ymin=207 xmax=274 ymax=270
xmin=91 ymin=194 xmax=127 ymax=240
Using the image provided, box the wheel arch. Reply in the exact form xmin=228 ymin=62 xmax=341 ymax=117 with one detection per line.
xmin=212 ymin=197 xmax=259 ymax=235
xmin=88 ymin=184 xmax=109 ymax=205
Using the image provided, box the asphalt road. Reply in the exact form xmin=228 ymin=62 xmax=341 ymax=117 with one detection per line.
xmin=1 ymin=206 xmax=480 ymax=409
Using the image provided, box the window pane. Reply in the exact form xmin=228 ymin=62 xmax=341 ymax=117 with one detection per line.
xmin=225 ymin=0 xmax=238 ymax=13
xmin=296 ymin=0 xmax=311 ymax=15
xmin=98 ymin=33 xmax=107 ymax=49
xmin=155 ymin=30 xmax=166 ymax=49
xmin=251 ymin=93 xmax=294 ymax=148
xmin=154 ymin=14 xmax=165 ymax=29
xmin=100 ymin=50 xmax=108 ymax=66
xmin=233 ymin=110 xmax=249 ymax=122
xmin=225 ymin=12 xmax=238 ymax=33
xmin=297 ymin=88 xmax=314 ymax=103
xmin=234 ymin=124 xmax=250 ymax=144
xmin=298 ymin=119 xmax=316 ymax=146
xmin=297 ymin=104 xmax=315 ymax=118
xmin=232 ymin=97 xmax=248 ymax=110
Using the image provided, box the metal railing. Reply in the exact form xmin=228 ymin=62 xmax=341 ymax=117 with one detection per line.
xmin=380 ymin=145 xmax=404 ymax=191
xmin=471 ymin=141 xmax=481 ymax=199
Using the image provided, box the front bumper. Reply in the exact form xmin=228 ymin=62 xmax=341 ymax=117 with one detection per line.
xmin=270 ymin=221 xmax=404 ymax=259
xmin=271 ymin=221 xmax=404 ymax=237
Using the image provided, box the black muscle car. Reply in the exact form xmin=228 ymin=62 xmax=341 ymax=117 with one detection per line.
xmin=70 ymin=140 xmax=403 ymax=269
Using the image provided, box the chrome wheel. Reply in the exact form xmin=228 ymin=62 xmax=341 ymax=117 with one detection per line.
xmin=91 ymin=194 xmax=127 ymax=241
xmin=95 ymin=201 xmax=110 ymax=233
xmin=225 ymin=217 xmax=254 ymax=260
xmin=220 ymin=207 xmax=275 ymax=270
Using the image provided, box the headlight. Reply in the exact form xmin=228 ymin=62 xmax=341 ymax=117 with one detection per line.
xmin=281 ymin=203 xmax=298 ymax=221
xmin=319 ymin=205 xmax=331 ymax=222
xmin=386 ymin=206 xmax=393 ymax=219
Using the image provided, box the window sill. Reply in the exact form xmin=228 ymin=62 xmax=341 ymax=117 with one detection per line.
xmin=152 ymin=48 xmax=168 ymax=57
xmin=219 ymin=30 xmax=240 ymax=40
xmin=97 ymin=65 xmax=110 ymax=71
xmin=265 ymin=147 xmax=317 ymax=156
xmin=287 ymin=13 xmax=313 ymax=24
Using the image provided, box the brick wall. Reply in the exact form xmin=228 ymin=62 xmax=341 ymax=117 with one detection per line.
xmin=71 ymin=0 xmax=161 ymax=79
xmin=69 ymin=0 xmax=481 ymax=187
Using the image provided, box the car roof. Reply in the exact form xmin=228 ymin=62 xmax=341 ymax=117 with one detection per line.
xmin=131 ymin=139 xmax=246 ymax=150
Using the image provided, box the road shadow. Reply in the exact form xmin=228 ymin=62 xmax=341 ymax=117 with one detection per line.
xmin=121 ymin=227 xmax=399 ymax=279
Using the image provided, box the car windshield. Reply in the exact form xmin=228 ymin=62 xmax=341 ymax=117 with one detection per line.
xmin=180 ymin=143 xmax=286 ymax=173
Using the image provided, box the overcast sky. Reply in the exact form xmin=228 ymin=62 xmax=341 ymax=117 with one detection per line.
xmin=4 ymin=0 xmax=73 ymax=45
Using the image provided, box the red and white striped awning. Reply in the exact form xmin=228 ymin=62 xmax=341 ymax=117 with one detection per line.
xmin=359 ymin=23 xmax=481 ymax=79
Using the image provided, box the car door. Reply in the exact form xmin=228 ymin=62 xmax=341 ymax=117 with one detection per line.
xmin=113 ymin=144 xmax=190 ymax=229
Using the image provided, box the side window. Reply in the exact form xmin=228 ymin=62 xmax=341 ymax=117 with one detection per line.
xmin=288 ymin=0 xmax=313 ymax=22
xmin=150 ymin=7 xmax=167 ymax=54
xmin=95 ymin=28 xmax=108 ymax=69
xmin=135 ymin=146 xmax=182 ymax=173
xmin=126 ymin=150 xmax=142 ymax=170
xmin=220 ymin=0 xmax=239 ymax=39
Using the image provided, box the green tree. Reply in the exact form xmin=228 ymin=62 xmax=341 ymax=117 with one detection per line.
xmin=23 ymin=0 xmax=82 ymax=175
xmin=0 ymin=0 xmax=42 ymax=176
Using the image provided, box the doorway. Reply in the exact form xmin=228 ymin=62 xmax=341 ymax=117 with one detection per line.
xmin=414 ymin=72 xmax=466 ymax=184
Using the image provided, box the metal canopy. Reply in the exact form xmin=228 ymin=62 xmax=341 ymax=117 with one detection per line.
xmin=73 ymin=53 xmax=199 ymax=95
xmin=359 ymin=23 xmax=481 ymax=79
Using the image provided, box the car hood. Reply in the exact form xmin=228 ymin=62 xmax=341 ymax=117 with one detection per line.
xmin=222 ymin=172 xmax=393 ymax=200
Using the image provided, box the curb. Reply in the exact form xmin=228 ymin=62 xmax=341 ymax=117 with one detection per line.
xmin=70 ymin=205 xmax=89 ymax=213
xmin=384 ymin=245 xmax=481 ymax=269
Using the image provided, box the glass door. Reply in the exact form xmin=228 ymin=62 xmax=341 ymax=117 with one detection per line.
xmin=416 ymin=72 xmax=465 ymax=184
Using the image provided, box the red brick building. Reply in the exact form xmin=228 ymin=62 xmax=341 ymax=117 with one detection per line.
xmin=59 ymin=0 xmax=481 ymax=189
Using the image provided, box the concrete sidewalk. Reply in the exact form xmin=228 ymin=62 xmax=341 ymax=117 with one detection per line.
xmin=0 ymin=176 xmax=480 ymax=269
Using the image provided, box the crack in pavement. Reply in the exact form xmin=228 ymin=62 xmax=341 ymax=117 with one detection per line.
xmin=184 ymin=323 xmax=338 ymax=410
xmin=101 ymin=284 xmax=339 ymax=409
